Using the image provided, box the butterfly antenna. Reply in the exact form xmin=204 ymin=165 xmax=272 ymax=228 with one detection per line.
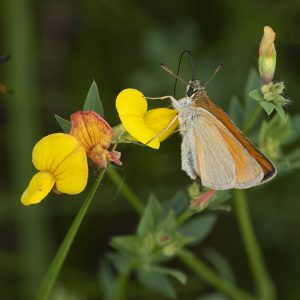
xmin=204 ymin=64 xmax=223 ymax=86
xmin=160 ymin=63 xmax=188 ymax=86
xmin=173 ymin=50 xmax=195 ymax=97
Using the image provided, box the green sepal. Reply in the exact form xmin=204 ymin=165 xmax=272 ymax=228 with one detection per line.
xmin=83 ymin=81 xmax=104 ymax=116
xmin=55 ymin=115 xmax=71 ymax=133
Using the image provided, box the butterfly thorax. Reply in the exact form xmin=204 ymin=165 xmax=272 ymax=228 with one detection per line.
xmin=173 ymin=80 xmax=207 ymax=110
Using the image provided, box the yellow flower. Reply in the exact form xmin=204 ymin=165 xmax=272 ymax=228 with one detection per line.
xmin=259 ymin=26 xmax=276 ymax=84
xmin=21 ymin=133 xmax=88 ymax=206
xmin=116 ymin=88 xmax=178 ymax=149
xmin=70 ymin=110 xmax=121 ymax=168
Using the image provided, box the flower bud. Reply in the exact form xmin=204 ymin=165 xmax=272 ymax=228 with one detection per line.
xmin=259 ymin=26 xmax=276 ymax=84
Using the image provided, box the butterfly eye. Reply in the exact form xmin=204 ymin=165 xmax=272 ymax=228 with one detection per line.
xmin=187 ymin=86 xmax=194 ymax=97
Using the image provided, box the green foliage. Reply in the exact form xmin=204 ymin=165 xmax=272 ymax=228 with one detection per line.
xmin=197 ymin=293 xmax=228 ymax=300
xmin=204 ymin=248 xmax=236 ymax=284
xmin=105 ymin=192 xmax=218 ymax=298
xmin=55 ymin=81 xmax=104 ymax=132
xmin=54 ymin=115 xmax=71 ymax=133
xmin=243 ymin=68 xmax=262 ymax=123
xmin=249 ymin=81 xmax=289 ymax=122
xmin=137 ymin=269 xmax=176 ymax=299
xmin=179 ymin=215 xmax=216 ymax=245
xmin=83 ymin=81 xmax=104 ymax=116
xmin=228 ymin=95 xmax=244 ymax=128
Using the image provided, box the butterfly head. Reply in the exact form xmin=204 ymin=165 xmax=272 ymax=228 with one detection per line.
xmin=186 ymin=80 xmax=206 ymax=98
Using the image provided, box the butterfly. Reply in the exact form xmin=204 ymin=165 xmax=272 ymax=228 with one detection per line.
xmin=149 ymin=60 xmax=276 ymax=190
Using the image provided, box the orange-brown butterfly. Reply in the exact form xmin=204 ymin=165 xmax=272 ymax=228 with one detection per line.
xmin=148 ymin=52 xmax=276 ymax=189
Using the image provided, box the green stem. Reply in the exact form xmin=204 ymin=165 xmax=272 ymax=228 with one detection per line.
xmin=36 ymin=169 xmax=106 ymax=300
xmin=107 ymin=167 xmax=144 ymax=214
xmin=108 ymin=168 xmax=258 ymax=299
xmin=176 ymin=210 xmax=194 ymax=225
xmin=243 ymin=105 xmax=262 ymax=133
xmin=114 ymin=264 xmax=134 ymax=300
xmin=233 ymin=190 xmax=275 ymax=300
xmin=179 ymin=251 xmax=256 ymax=300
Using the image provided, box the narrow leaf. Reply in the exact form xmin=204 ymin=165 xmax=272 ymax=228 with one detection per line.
xmin=197 ymin=293 xmax=228 ymax=300
xmin=149 ymin=265 xmax=187 ymax=284
xmin=274 ymin=105 xmax=287 ymax=123
xmin=137 ymin=270 xmax=176 ymax=299
xmin=111 ymin=235 xmax=141 ymax=254
xmin=137 ymin=194 xmax=163 ymax=236
xmin=163 ymin=190 xmax=189 ymax=216
xmin=249 ymin=89 xmax=263 ymax=101
xmin=179 ymin=214 xmax=217 ymax=244
xmin=55 ymin=115 xmax=71 ymax=133
xmin=259 ymin=101 xmax=275 ymax=115
xmin=98 ymin=261 xmax=116 ymax=300
xmin=84 ymin=81 xmax=104 ymax=116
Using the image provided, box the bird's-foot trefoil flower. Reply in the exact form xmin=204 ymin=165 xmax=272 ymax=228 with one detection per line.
xmin=70 ymin=110 xmax=121 ymax=168
xmin=21 ymin=133 xmax=88 ymax=206
xmin=116 ymin=88 xmax=178 ymax=149
xmin=249 ymin=26 xmax=290 ymax=122
xmin=259 ymin=26 xmax=276 ymax=85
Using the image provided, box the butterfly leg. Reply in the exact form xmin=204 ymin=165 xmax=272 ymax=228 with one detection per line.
xmin=146 ymin=114 xmax=179 ymax=145
xmin=145 ymin=95 xmax=180 ymax=109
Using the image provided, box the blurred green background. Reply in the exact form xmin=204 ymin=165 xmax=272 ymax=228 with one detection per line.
xmin=1 ymin=0 xmax=300 ymax=299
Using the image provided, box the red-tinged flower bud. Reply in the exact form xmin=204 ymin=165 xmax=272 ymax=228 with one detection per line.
xmin=259 ymin=26 xmax=276 ymax=84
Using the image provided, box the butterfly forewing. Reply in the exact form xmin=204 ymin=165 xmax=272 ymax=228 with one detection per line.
xmin=194 ymin=94 xmax=276 ymax=183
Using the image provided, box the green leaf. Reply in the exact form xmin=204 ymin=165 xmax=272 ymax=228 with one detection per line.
xmin=162 ymin=190 xmax=189 ymax=216
xmin=137 ymin=194 xmax=163 ymax=236
xmin=148 ymin=265 xmax=187 ymax=284
xmin=274 ymin=105 xmax=287 ymax=123
xmin=84 ymin=81 xmax=104 ymax=116
xmin=228 ymin=96 xmax=244 ymax=128
xmin=259 ymin=101 xmax=275 ymax=115
xmin=110 ymin=235 xmax=141 ymax=254
xmin=207 ymin=190 xmax=231 ymax=212
xmin=107 ymin=252 xmax=134 ymax=273
xmin=249 ymin=89 xmax=263 ymax=101
xmin=137 ymin=269 xmax=176 ymax=299
xmin=179 ymin=214 xmax=217 ymax=244
xmin=197 ymin=293 xmax=228 ymax=300
xmin=159 ymin=210 xmax=177 ymax=232
xmin=204 ymin=248 xmax=236 ymax=284
xmin=259 ymin=114 xmax=293 ymax=147
xmin=55 ymin=115 xmax=71 ymax=133
xmin=98 ymin=261 xmax=116 ymax=300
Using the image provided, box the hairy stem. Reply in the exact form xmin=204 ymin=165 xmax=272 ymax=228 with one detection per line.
xmin=234 ymin=190 xmax=275 ymax=300
xmin=37 ymin=169 xmax=106 ymax=300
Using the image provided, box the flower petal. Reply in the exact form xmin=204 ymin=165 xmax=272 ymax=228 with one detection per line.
xmin=70 ymin=111 xmax=113 ymax=152
xmin=54 ymin=143 xmax=88 ymax=194
xmin=32 ymin=133 xmax=88 ymax=194
xmin=21 ymin=171 xmax=55 ymax=206
xmin=144 ymin=108 xmax=178 ymax=141
xmin=116 ymin=89 xmax=160 ymax=149
xmin=116 ymin=88 xmax=148 ymax=116
xmin=32 ymin=133 xmax=83 ymax=172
